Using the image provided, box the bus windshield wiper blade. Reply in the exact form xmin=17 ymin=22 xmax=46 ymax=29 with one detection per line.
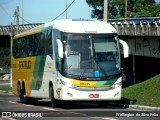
xmin=79 ymin=69 xmax=87 ymax=80
xmin=63 ymin=65 xmax=72 ymax=73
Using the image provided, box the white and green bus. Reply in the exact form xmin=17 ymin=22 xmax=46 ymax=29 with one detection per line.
xmin=12 ymin=19 xmax=128 ymax=107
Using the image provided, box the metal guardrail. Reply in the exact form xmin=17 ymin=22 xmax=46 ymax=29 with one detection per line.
xmin=108 ymin=17 xmax=160 ymax=24
xmin=108 ymin=17 xmax=160 ymax=36
xmin=1 ymin=17 xmax=160 ymax=36
xmin=0 ymin=23 xmax=43 ymax=35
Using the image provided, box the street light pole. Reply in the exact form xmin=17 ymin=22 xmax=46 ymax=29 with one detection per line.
xmin=125 ymin=0 xmax=127 ymax=18
xmin=16 ymin=6 xmax=19 ymax=34
xmin=66 ymin=0 xmax=68 ymax=19
xmin=22 ymin=0 xmax=24 ymax=24
xmin=103 ymin=0 xmax=108 ymax=22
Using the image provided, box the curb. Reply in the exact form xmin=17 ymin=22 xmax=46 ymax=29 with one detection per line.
xmin=0 ymin=80 xmax=10 ymax=81
xmin=108 ymin=102 xmax=160 ymax=111
xmin=129 ymin=105 xmax=160 ymax=111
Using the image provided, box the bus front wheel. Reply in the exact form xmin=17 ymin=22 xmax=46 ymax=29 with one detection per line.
xmin=50 ymin=87 xmax=59 ymax=108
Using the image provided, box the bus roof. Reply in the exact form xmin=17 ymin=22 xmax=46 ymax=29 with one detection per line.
xmin=14 ymin=19 xmax=117 ymax=39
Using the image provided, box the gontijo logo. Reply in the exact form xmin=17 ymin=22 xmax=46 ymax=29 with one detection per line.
xmin=19 ymin=60 xmax=31 ymax=69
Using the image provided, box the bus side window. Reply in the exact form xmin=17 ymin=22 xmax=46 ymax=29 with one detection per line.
xmin=48 ymin=30 xmax=53 ymax=58
xmin=39 ymin=34 xmax=43 ymax=55
xmin=13 ymin=30 xmax=53 ymax=58
xmin=28 ymin=36 xmax=33 ymax=56
xmin=13 ymin=40 xmax=18 ymax=58
xmin=16 ymin=39 xmax=20 ymax=57
xmin=33 ymin=35 xmax=39 ymax=56
xmin=45 ymin=30 xmax=53 ymax=58
xmin=17 ymin=40 xmax=21 ymax=58
xmin=21 ymin=38 xmax=27 ymax=57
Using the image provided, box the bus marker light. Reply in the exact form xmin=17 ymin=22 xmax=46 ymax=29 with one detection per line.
xmin=67 ymin=93 xmax=73 ymax=97
xmin=114 ymin=92 xmax=119 ymax=97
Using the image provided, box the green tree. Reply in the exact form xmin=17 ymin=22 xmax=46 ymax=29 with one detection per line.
xmin=117 ymin=0 xmax=156 ymax=17
xmin=86 ymin=0 xmax=160 ymax=19
xmin=0 ymin=48 xmax=10 ymax=74
xmin=86 ymin=0 xmax=104 ymax=19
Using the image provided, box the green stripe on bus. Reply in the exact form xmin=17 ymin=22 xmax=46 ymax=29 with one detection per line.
xmin=30 ymin=56 xmax=46 ymax=90
xmin=106 ymin=79 xmax=117 ymax=85
xmin=95 ymin=79 xmax=117 ymax=86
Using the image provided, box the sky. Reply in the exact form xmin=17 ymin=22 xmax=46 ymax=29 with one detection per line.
xmin=0 ymin=0 xmax=93 ymax=26
xmin=0 ymin=0 xmax=160 ymax=26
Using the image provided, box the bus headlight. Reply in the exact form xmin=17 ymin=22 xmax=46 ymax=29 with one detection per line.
xmin=61 ymin=79 xmax=77 ymax=89
xmin=67 ymin=83 xmax=77 ymax=89
xmin=112 ymin=82 xmax=121 ymax=89
xmin=60 ymin=79 xmax=67 ymax=85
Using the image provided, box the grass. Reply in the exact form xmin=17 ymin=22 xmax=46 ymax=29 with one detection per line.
xmin=122 ymin=74 xmax=160 ymax=107
xmin=0 ymin=86 xmax=12 ymax=93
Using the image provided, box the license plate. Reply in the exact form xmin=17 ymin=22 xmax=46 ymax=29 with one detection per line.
xmin=89 ymin=94 xmax=99 ymax=98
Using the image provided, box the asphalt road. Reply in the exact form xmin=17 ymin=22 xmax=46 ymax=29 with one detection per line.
xmin=0 ymin=93 xmax=159 ymax=120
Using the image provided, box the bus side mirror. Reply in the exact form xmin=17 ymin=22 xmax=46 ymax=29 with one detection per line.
xmin=119 ymin=39 xmax=129 ymax=58
xmin=56 ymin=39 xmax=64 ymax=58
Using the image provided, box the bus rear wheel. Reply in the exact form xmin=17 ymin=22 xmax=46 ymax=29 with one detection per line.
xmin=21 ymin=84 xmax=29 ymax=104
xmin=50 ymin=87 xmax=59 ymax=108
xmin=17 ymin=84 xmax=23 ymax=103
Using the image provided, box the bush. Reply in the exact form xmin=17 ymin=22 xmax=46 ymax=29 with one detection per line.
xmin=0 ymin=48 xmax=10 ymax=74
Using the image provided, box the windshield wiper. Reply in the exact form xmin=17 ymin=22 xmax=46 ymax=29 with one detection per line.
xmin=63 ymin=65 xmax=72 ymax=73
xmin=79 ymin=69 xmax=86 ymax=80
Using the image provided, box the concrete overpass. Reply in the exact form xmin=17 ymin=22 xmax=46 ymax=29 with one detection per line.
xmin=0 ymin=23 xmax=43 ymax=35
xmin=1 ymin=18 xmax=160 ymax=86
xmin=0 ymin=23 xmax=43 ymax=48
xmin=108 ymin=17 xmax=160 ymax=85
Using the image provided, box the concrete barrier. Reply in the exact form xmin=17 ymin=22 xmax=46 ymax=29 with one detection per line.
xmin=2 ymin=74 xmax=10 ymax=80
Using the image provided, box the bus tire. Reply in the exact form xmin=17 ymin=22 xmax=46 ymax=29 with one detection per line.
xmin=98 ymin=101 xmax=108 ymax=108
xmin=21 ymin=84 xmax=29 ymax=104
xmin=29 ymin=98 xmax=38 ymax=105
xmin=50 ymin=86 xmax=58 ymax=108
xmin=17 ymin=84 xmax=23 ymax=103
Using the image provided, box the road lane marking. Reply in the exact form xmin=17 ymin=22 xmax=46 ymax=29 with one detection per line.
xmin=101 ymin=118 xmax=117 ymax=120
xmin=0 ymin=83 xmax=10 ymax=85
xmin=42 ymin=107 xmax=55 ymax=111
xmin=21 ymin=104 xmax=58 ymax=111
xmin=7 ymin=100 xmax=60 ymax=112
xmin=8 ymin=101 xmax=17 ymax=104
xmin=3 ymin=118 xmax=16 ymax=120
xmin=22 ymin=104 xmax=35 ymax=107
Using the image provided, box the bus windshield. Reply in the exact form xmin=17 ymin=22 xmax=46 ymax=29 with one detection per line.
xmin=62 ymin=33 xmax=121 ymax=80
